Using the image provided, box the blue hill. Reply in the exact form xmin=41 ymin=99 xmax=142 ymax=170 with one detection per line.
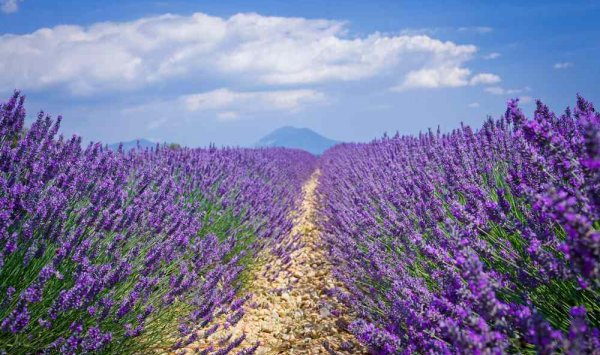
xmin=255 ymin=126 xmax=338 ymax=155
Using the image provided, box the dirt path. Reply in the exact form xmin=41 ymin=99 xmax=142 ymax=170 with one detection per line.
xmin=183 ymin=170 xmax=365 ymax=354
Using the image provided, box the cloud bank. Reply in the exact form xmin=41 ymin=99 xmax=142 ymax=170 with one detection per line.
xmin=0 ymin=12 xmax=498 ymax=94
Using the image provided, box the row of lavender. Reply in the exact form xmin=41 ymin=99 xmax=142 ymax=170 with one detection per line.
xmin=318 ymin=97 xmax=599 ymax=353
xmin=0 ymin=92 xmax=317 ymax=354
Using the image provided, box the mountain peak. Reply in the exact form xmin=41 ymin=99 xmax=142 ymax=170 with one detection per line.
xmin=255 ymin=126 xmax=338 ymax=155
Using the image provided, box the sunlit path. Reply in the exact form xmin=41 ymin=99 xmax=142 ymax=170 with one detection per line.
xmin=185 ymin=170 xmax=365 ymax=354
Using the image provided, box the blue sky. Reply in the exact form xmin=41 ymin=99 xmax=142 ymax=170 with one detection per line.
xmin=1 ymin=0 xmax=598 ymax=146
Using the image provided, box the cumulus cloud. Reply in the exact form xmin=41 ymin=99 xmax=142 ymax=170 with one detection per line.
xmin=183 ymin=88 xmax=324 ymax=113
xmin=469 ymin=73 xmax=501 ymax=85
xmin=0 ymin=12 xmax=497 ymax=94
xmin=468 ymin=102 xmax=480 ymax=108
xmin=393 ymin=69 xmax=500 ymax=91
xmin=394 ymin=67 xmax=471 ymax=90
xmin=554 ymin=62 xmax=573 ymax=69
xmin=1 ymin=0 xmax=22 ymax=14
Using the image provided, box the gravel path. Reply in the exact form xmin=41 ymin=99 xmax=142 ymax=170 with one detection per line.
xmin=184 ymin=170 xmax=366 ymax=354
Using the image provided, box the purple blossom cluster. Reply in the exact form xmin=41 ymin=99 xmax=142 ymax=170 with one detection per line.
xmin=0 ymin=92 xmax=316 ymax=353
xmin=318 ymin=97 xmax=600 ymax=353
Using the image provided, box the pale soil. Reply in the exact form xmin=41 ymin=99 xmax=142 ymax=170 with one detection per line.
xmin=182 ymin=170 xmax=366 ymax=354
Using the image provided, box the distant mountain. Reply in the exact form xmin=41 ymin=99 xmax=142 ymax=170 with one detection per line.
xmin=255 ymin=126 xmax=338 ymax=155
xmin=107 ymin=139 xmax=157 ymax=152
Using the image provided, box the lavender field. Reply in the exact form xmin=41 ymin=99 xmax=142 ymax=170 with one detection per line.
xmin=318 ymin=97 xmax=600 ymax=353
xmin=0 ymin=92 xmax=318 ymax=353
xmin=1 ymin=91 xmax=598 ymax=354
xmin=2 ymin=0 xmax=600 ymax=353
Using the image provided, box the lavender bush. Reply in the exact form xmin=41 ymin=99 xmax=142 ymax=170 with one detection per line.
xmin=0 ymin=92 xmax=316 ymax=354
xmin=318 ymin=97 xmax=599 ymax=353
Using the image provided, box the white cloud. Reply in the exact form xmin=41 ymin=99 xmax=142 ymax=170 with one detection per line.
xmin=483 ymin=52 xmax=500 ymax=60
xmin=484 ymin=86 xmax=530 ymax=95
xmin=393 ymin=68 xmax=501 ymax=91
xmin=1 ymin=0 xmax=21 ymax=14
xmin=115 ymin=88 xmax=322 ymax=132
xmin=183 ymin=88 xmax=325 ymax=114
xmin=469 ymin=73 xmax=501 ymax=85
xmin=468 ymin=102 xmax=480 ymax=108
xmin=553 ymin=62 xmax=573 ymax=69
xmin=394 ymin=67 xmax=471 ymax=90
xmin=0 ymin=12 xmax=497 ymax=93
